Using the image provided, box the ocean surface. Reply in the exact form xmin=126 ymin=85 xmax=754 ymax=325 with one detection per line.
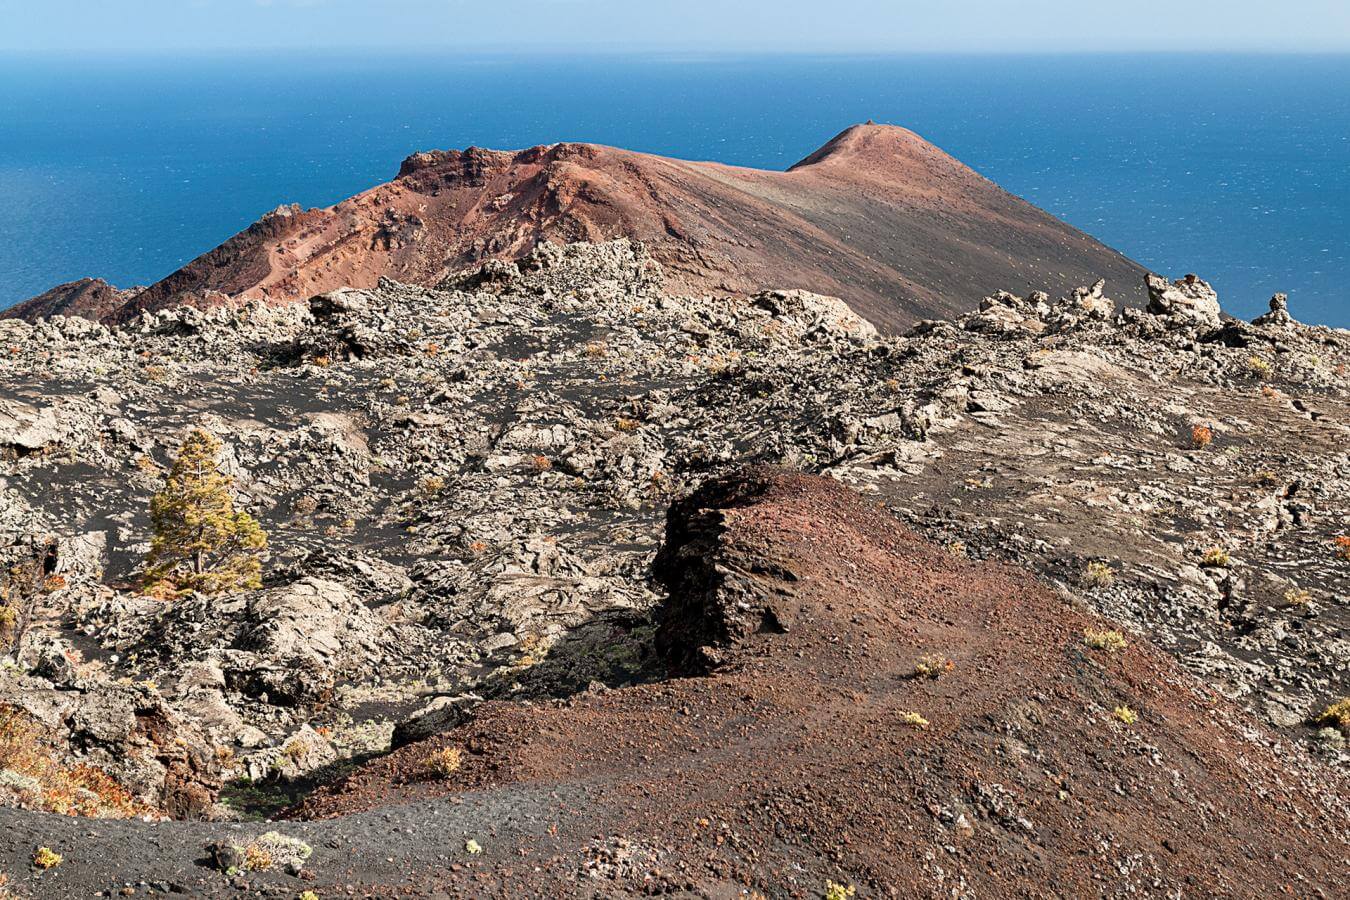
xmin=1 ymin=52 xmax=1347 ymax=325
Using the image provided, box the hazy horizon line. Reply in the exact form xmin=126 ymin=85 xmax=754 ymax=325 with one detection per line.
xmin=6 ymin=47 xmax=1350 ymax=60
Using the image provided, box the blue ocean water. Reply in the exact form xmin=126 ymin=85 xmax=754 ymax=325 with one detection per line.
xmin=1 ymin=53 xmax=1346 ymax=325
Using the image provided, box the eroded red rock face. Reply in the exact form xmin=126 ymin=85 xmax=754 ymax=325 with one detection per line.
xmin=9 ymin=125 xmax=1147 ymax=332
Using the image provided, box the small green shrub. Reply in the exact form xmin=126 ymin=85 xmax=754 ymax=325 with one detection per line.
xmin=1200 ymin=546 xmax=1231 ymax=568
xmin=898 ymin=712 xmax=930 ymax=729
xmin=422 ymin=747 xmax=462 ymax=779
xmin=1312 ymin=698 xmax=1350 ymax=730
xmin=913 ymin=655 xmax=954 ymax=680
xmin=32 ymin=847 xmax=61 ymax=870
xmin=242 ymin=831 xmax=312 ymax=872
xmin=1281 ymin=588 xmax=1311 ymax=609
xmin=1083 ymin=562 xmax=1115 ymax=588
xmin=1084 ymin=628 xmax=1127 ymax=653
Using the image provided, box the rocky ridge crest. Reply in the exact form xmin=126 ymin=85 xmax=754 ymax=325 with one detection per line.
xmin=3 ymin=124 xmax=1149 ymax=332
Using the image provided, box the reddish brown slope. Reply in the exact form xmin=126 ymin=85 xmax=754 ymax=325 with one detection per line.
xmin=291 ymin=469 xmax=1345 ymax=897
xmin=1 ymin=277 xmax=136 ymax=322
xmin=13 ymin=124 xmax=1145 ymax=332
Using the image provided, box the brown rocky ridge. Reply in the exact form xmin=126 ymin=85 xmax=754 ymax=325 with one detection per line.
xmin=7 ymin=277 xmax=139 ymax=322
xmin=3 ymin=124 xmax=1148 ymax=332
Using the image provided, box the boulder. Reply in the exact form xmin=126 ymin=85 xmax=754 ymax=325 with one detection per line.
xmin=1253 ymin=293 xmax=1296 ymax=327
xmin=142 ymin=576 xmax=406 ymax=713
xmin=1146 ymin=273 xmax=1222 ymax=328
xmin=240 ymin=577 xmax=386 ymax=668
xmin=749 ymin=289 xmax=878 ymax=343
xmin=27 ymin=637 xmax=79 ymax=688
xmin=242 ymin=724 xmax=338 ymax=782
xmin=964 ymin=290 xmax=1048 ymax=335
xmin=390 ymin=695 xmax=478 ymax=750
xmin=1071 ymin=279 xmax=1116 ymax=318
xmin=0 ymin=399 xmax=66 ymax=455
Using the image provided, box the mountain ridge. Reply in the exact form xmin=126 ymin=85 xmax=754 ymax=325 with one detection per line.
xmin=4 ymin=124 xmax=1149 ymax=332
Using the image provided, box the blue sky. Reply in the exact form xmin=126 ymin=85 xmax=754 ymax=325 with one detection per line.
xmin=4 ymin=0 xmax=1350 ymax=53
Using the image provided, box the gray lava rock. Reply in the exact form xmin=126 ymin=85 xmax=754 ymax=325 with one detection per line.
xmin=1253 ymin=293 xmax=1296 ymax=327
xmin=0 ymin=239 xmax=1345 ymax=820
xmin=0 ymin=399 xmax=66 ymax=454
xmin=1146 ymin=273 xmax=1222 ymax=328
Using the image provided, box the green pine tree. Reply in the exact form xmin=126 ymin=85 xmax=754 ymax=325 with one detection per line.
xmin=144 ymin=429 xmax=267 ymax=597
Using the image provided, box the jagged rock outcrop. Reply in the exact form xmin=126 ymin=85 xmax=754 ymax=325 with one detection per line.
xmin=1254 ymin=292 xmax=1297 ymax=327
xmin=1146 ymin=272 xmax=1223 ymax=328
xmin=654 ymin=470 xmax=800 ymax=673
xmin=0 ymin=671 xmax=221 ymax=818
xmin=139 ymin=577 xmax=412 ymax=711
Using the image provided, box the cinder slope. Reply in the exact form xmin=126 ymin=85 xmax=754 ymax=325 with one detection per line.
xmin=287 ymin=469 xmax=1345 ymax=897
xmin=11 ymin=125 xmax=1147 ymax=331
xmin=1 ymin=277 xmax=135 ymax=322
